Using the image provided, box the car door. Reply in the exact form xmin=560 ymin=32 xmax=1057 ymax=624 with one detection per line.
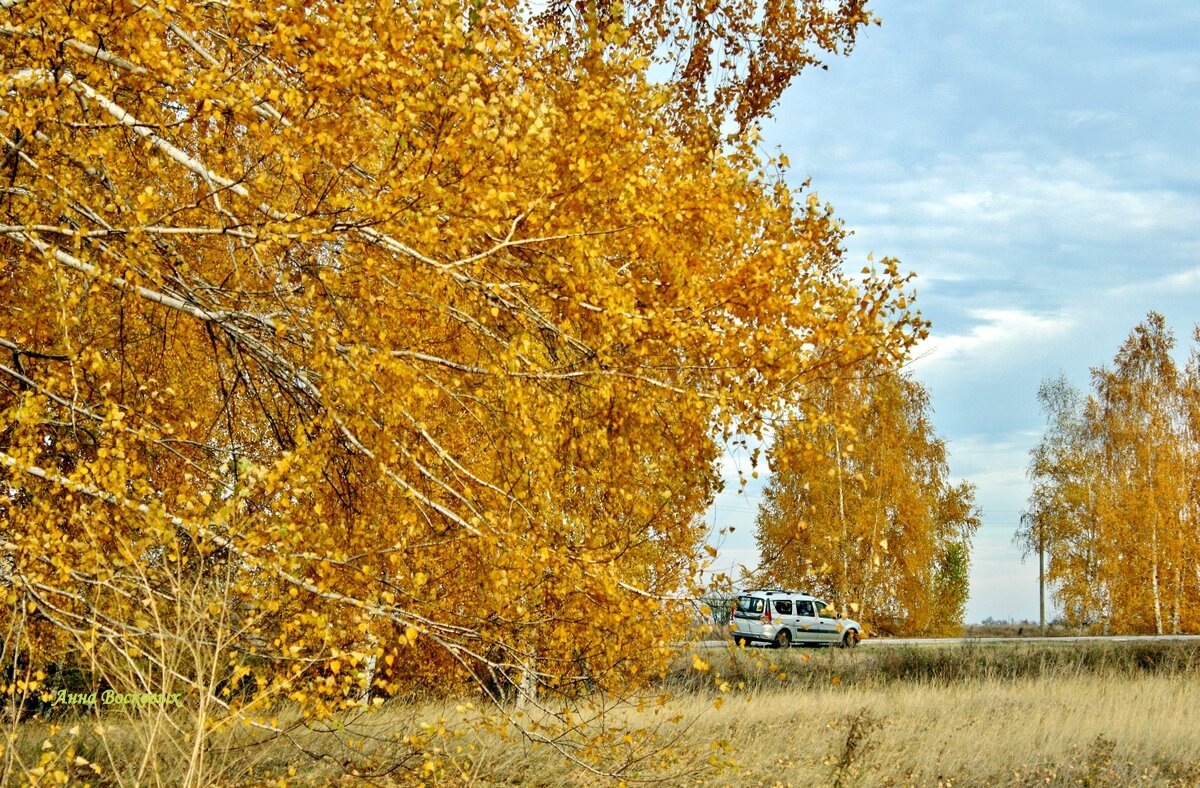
xmin=813 ymin=600 xmax=841 ymax=644
xmin=771 ymin=598 xmax=795 ymax=640
xmin=731 ymin=595 xmax=766 ymax=641
xmin=794 ymin=599 xmax=819 ymax=643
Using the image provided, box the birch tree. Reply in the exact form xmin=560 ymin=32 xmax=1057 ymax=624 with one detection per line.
xmin=1 ymin=0 xmax=920 ymax=773
xmin=754 ymin=366 xmax=979 ymax=636
xmin=1023 ymin=313 xmax=1200 ymax=634
xmin=1020 ymin=375 xmax=1109 ymax=629
xmin=1091 ymin=313 xmax=1190 ymax=634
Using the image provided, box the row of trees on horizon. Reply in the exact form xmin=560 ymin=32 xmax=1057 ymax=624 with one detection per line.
xmin=747 ymin=312 xmax=1200 ymax=639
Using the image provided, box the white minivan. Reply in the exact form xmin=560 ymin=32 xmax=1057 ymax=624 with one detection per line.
xmin=728 ymin=588 xmax=861 ymax=648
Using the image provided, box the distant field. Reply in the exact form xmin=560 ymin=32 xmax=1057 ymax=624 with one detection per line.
xmin=961 ymin=622 xmax=1091 ymax=638
xmin=670 ymin=637 xmax=1200 ymax=689
xmin=6 ymin=641 xmax=1199 ymax=785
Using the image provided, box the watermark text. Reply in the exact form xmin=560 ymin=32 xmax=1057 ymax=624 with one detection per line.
xmin=50 ymin=689 xmax=183 ymax=708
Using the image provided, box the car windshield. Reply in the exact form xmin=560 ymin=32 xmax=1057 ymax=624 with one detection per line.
xmin=735 ymin=596 xmax=764 ymax=614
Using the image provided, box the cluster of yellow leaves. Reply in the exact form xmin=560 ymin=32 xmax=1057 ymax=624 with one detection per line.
xmin=1022 ymin=312 xmax=1200 ymax=634
xmin=0 ymin=0 xmax=918 ymax=740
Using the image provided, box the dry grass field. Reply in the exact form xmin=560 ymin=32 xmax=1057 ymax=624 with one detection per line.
xmin=668 ymin=672 xmax=1200 ymax=786
xmin=5 ymin=641 xmax=1199 ymax=786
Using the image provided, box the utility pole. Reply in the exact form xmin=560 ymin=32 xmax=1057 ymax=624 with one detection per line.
xmin=1038 ymin=514 xmax=1045 ymax=636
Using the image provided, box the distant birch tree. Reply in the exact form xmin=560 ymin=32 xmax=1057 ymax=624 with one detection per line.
xmin=754 ymin=366 xmax=979 ymax=636
xmin=1022 ymin=313 xmax=1200 ymax=634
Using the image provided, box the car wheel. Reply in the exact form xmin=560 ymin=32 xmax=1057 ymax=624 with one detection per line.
xmin=774 ymin=629 xmax=791 ymax=649
xmin=841 ymin=629 xmax=859 ymax=649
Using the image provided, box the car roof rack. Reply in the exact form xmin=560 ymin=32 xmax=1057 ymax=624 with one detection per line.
xmin=741 ymin=588 xmax=817 ymax=598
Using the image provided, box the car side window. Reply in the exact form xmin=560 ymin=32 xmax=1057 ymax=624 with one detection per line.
xmin=797 ymin=600 xmax=814 ymax=617
xmin=736 ymin=596 xmax=764 ymax=615
xmin=815 ymin=601 xmax=833 ymax=619
xmin=774 ymin=600 xmax=792 ymax=615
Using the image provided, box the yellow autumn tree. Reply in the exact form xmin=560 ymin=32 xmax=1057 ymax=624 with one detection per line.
xmin=754 ymin=365 xmax=979 ymax=636
xmin=1185 ymin=330 xmax=1200 ymax=628
xmin=1021 ymin=374 xmax=1110 ymax=628
xmin=2 ymin=0 xmax=918 ymax=779
xmin=1021 ymin=313 xmax=1200 ymax=634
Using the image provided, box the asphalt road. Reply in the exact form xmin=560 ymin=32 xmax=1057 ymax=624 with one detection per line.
xmin=695 ymin=634 xmax=1200 ymax=649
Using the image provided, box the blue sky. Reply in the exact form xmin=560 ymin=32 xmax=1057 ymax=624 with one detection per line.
xmin=704 ymin=0 xmax=1200 ymax=622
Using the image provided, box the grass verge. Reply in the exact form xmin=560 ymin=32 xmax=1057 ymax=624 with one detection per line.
xmin=4 ymin=640 xmax=1199 ymax=785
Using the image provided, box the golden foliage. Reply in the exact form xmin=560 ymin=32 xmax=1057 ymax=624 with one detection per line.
xmin=0 ymin=0 xmax=918 ymax=758
xmin=535 ymin=0 xmax=877 ymax=135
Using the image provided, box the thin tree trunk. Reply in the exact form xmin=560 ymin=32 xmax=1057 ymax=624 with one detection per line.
xmin=834 ymin=432 xmax=848 ymax=586
xmin=1151 ymin=516 xmax=1163 ymax=635
xmin=1172 ymin=563 xmax=1181 ymax=634
xmin=1101 ymin=584 xmax=1112 ymax=636
xmin=359 ymin=633 xmax=379 ymax=705
xmin=516 ymin=644 xmax=537 ymax=712
xmin=866 ymin=503 xmax=881 ymax=624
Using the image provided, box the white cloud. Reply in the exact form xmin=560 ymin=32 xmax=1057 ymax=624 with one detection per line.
xmin=939 ymin=432 xmax=1036 ymax=508
xmin=829 ymin=151 xmax=1200 ymax=300
xmin=966 ymin=557 xmax=1044 ymax=623
xmin=1108 ymin=265 xmax=1200 ymax=298
xmin=1058 ymin=109 xmax=1122 ymax=127
xmin=911 ymin=308 xmax=1076 ymax=368
xmin=869 ymin=155 xmax=1200 ymax=247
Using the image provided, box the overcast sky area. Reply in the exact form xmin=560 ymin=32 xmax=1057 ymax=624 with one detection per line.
xmin=703 ymin=0 xmax=1200 ymax=623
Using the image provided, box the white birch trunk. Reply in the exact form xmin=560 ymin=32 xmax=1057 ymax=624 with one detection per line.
xmin=359 ymin=633 xmax=379 ymax=705
xmin=515 ymin=644 xmax=537 ymax=712
xmin=1151 ymin=517 xmax=1163 ymax=635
